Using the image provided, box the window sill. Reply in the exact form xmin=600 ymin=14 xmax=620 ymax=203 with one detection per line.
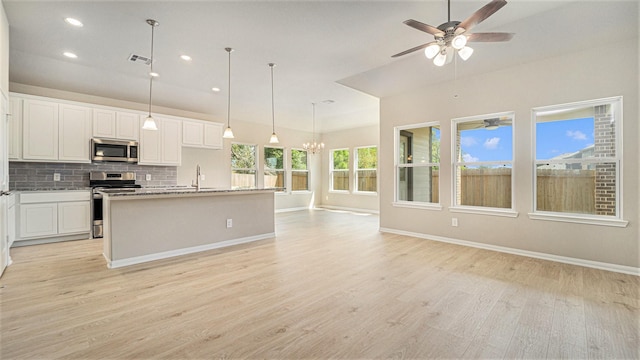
xmin=393 ymin=201 xmax=442 ymax=211
xmin=329 ymin=190 xmax=350 ymax=194
xmin=291 ymin=190 xmax=312 ymax=194
xmin=528 ymin=212 xmax=629 ymax=228
xmin=449 ymin=206 xmax=519 ymax=218
xmin=354 ymin=191 xmax=378 ymax=196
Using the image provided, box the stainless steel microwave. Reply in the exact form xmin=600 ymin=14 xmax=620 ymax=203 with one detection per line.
xmin=91 ymin=138 xmax=138 ymax=163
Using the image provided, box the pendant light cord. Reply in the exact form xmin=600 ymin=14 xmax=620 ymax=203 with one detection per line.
xmin=270 ymin=64 xmax=275 ymax=133
xmin=148 ymin=22 xmax=155 ymax=117
xmin=226 ymin=48 xmax=232 ymax=128
xmin=312 ymin=103 xmax=316 ymax=143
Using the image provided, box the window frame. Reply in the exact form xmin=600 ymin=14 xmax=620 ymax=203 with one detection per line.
xmin=529 ymin=96 xmax=627 ymax=227
xmin=230 ymin=142 xmax=258 ymax=190
xmin=263 ymin=145 xmax=286 ymax=193
xmin=290 ymin=148 xmax=310 ymax=193
xmin=450 ymin=111 xmax=517 ymax=217
xmin=330 ymin=148 xmax=350 ymax=193
xmin=354 ymin=145 xmax=378 ymax=195
xmin=393 ymin=122 xmax=442 ymax=210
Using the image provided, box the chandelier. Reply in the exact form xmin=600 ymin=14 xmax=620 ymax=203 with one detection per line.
xmin=303 ymin=103 xmax=324 ymax=154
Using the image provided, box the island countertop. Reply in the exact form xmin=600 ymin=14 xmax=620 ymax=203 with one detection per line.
xmin=98 ymin=187 xmax=276 ymax=198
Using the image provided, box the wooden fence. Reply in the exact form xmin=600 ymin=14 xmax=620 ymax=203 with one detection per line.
xmin=234 ymin=172 xmax=308 ymax=190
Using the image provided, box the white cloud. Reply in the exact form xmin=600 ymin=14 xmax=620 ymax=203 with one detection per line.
xmin=460 ymin=136 xmax=477 ymax=147
xmin=566 ymin=130 xmax=587 ymax=140
xmin=483 ymin=137 xmax=500 ymax=149
xmin=462 ymin=154 xmax=479 ymax=162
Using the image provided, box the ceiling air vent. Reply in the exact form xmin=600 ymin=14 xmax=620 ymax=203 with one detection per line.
xmin=128 ymin=53 xmax=151 ymax=65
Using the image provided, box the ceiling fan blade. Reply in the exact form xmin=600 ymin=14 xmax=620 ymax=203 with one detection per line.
xmin=392 ymin=41 xmax=439 ymax=58
xmin=467 ymin=32 xmax=514 ymax=42
xmin=403 ymin=19 xmax=445 ymax=37
xmin=458 ymin=0 xmax=507 ymax=33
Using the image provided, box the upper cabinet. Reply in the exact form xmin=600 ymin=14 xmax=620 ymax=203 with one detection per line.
xmin=8 ymin=97 xmax=22 ymax=160
xmin=139 ymin=116 xmax=181 ymax=166
xmin=58 ymin=104 xmax=92 ymax=162
xmin=22 ymin=99 xmax=59 ymax=160
xmin=93 ymin=109 xmax=139 ymax=141
xmin=182 ymin=120 xmax=222 ymax=149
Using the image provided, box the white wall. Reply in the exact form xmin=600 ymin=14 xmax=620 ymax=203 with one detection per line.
xmin=320 ymin=124 xmax=379 ymax=212
xmin=0 ymin=0 xmax=9 ymax=96
xmin=379 ymin=39 xmax=639 ymax=269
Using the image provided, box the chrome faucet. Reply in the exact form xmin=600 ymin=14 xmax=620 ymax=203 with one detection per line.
xmin=192 ymin=164 xmax=201 ymax=191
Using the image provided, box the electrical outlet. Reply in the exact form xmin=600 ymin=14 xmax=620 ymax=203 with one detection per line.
xmin=226 ymin=219 xmax=233 ymax=228
xmin=53 ymin=173 xmax=61 ymax=181
xmin=146 ymin=174 xmax=151 ymax=181
xmin=451 ymin=218 xmax=458 ymax=227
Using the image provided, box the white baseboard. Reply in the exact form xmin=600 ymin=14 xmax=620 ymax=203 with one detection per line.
xmin=379 ymin=227 xmax=640 ymax=276
xmin=317 ymin=205 xmax=379 ymax=214
xmin=106 ymin=233 xmax=275 ymax=269
xmin=275 ymin=207 xmax=311 ymax=213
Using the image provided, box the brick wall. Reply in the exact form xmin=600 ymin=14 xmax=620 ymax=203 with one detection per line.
xmin=9 ymin=162 xmax=177 ymax=190
xmin=593 ymin=104 xmax=616 ymax=216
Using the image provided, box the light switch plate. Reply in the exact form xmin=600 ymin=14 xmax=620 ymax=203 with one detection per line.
xmin=146 ymin=174 xmax=151 ymax=181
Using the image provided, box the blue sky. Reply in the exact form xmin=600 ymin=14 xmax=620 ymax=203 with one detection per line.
xmin=458 ymin=117 xmax=594 ymax=162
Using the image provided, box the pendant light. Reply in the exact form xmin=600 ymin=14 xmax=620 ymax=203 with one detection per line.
xmin=142 ymin=19 xmax=159 ymax=131
xmin=303 ymin=103 xmax=324 ymax=154
xmin=268 ymin=63 xmax=279 ymax=144
xmin=222 ymin=47 xmax=235 ymax=139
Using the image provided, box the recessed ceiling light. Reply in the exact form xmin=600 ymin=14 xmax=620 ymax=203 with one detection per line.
xmin=64 ymin=18 xmax=83 ymax=27
xmin=149 ymin=72 xmax=159 ymax=77
xmin=180 ymin=55 xmax=192 ymax=61
xmin=63 ymin=52 xmax=78 ymax=59
xmin=211 ymin=87 xmax=220 ymax=92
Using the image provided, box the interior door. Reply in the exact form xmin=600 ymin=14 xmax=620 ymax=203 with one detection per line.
xmin=0 ymin=93 xmax=9 ymax=277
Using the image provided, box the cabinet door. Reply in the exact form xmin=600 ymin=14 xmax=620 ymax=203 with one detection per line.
xmin=19 ymin=203 xmax=58 ymax=238
xmin=93 ymin=109 xmax=116 ymax=138
xmin=8 ymin=97 xmax=22 ymax=160
xmin=139 ymin=116 xmax=161 ymax=164
xmin=182 ymin=120 xmax=204 ymax=147
xmin=58 ymin=201 xmax=90 ymax=234
xmin=8 ymin=201 xmax=15 ymax=247
xmin=116 ymin=112 xmax=139 ymax=140
xmin=161 ymin=118 xmax=181 ymax=165
xmin=59 ymin=104 xmax=92 ymax=162
xmin=204 ymin=122 xmax=223 ymax=149
xmin=23 ymin=99 xmax=58 ymax=160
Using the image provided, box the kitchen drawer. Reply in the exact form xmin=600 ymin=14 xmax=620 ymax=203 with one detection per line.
xmin=20 ymin=191 xmax=90 ymax=204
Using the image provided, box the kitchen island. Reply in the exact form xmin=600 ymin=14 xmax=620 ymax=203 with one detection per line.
xmin=100 ymin=188 xmax=275 ymax=268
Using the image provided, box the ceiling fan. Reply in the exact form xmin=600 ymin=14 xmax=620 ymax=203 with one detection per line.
xmin=392 ymin=0 xmax=514 ymax=66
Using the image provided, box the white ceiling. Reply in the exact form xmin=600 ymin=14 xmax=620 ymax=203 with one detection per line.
xmin=3 ymin=1 xmax=638 ymax=133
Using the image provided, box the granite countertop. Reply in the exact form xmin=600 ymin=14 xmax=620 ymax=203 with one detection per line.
xmin=98 ymin=187 xmax=276 ymax=197
xmin=10 ymin=187 xmax=93 ymax=192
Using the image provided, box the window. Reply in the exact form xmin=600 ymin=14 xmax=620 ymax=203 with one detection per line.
xmin=231 ymin=143 xmax=257 ymax=189
xmin=532 ymin=97 xmax=624 ymax=225
xmin=291 ymin=149 xmax=308 ymax=191
xmin=395 ymin=123 xmax=440 ymax=205
xmin=355 ymin=146 xmax=377 ymax=193
xmin=330 ymin=149 xmax=349 ymax=192
xmin=264 ymin=146 xmax=285 ymax=191
xmin=452 ymin=112 xmax=514 ymax=212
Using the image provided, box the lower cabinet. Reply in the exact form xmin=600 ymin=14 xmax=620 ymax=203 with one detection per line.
xmin=16 ymin=191 xmax=91 ymax=243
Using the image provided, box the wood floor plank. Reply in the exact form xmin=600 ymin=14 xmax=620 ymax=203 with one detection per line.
xmin=1 ymin=209 xmax=638 ymax=359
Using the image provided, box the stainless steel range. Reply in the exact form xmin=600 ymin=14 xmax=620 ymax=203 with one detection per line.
xmin=90 ymin=171 xmax=141 ymax=238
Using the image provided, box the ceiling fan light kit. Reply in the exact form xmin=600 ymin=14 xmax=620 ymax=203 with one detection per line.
xmin=393 ymin=0 xmax=514 ymax=67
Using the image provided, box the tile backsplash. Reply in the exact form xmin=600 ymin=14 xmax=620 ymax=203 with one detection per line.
xmin=9 ymin=162 xmax=177 ymax=190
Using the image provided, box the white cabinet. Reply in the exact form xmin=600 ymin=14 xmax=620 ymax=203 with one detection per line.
xmin=17 ymin=191 xmax=90 ymax=242
xmin=182 ymin=120 xmax=222 ymax=149
xmin=22 ymin=99 xmax=91 ymax=163
xmin=58 ymin=201 xmax=90 ymax=234
xmin=139 ymin=117 xmax=181 ymax=165
xmin=8 ymin=194 xmax=15 ymax=247
xmin=59 ymin=104 xmax=92 ymax=162
xmin=22 ymin=99 xmax=59 ymax=160
xmin=19 ymin=203 xmax=58 ymax=238
xmin=93 ymin=109 xmax=139 ymax=140
xmin=8 ymin=97 xmax=22 ymax=160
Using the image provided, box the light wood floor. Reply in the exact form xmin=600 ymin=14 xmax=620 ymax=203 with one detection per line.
xmin=1 ymin=209 xmax=638 ymax=359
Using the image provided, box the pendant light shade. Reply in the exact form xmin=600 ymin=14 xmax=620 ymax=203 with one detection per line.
xmin=458 ymin=46 xmax=474 ymax=61
xmin=143 ymin=19 xmax=159 ymax=131
xmin=223 ymin=47 xmax=235 ymax=139
xmin=268 ymin=63 xmax=279 ymax=144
